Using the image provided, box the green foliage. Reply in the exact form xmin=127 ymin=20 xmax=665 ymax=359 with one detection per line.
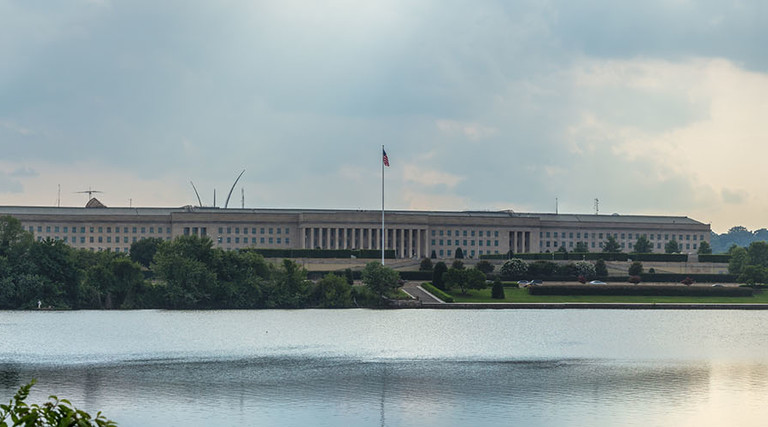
xmin=444 ymin=267 xmax=487 ymax=295
xmin=491 ymin=279 xmax=505 ymax=299
xmin=573 ymin=261 xmax=595 ymax=279
xmin=430 ymin=250 xmax=437 ymax=259
xmin=527 ymin=284 xmax=752 ymax=297
xmin=129 ymin=237 xmax=165 ymax=268
xmin=628 ymin=261 xmax=643 ymax=276
xmin=557 ymin=245 xmax=567 ymax=253
xmin=697 ymin=241 xmax=712 ymax=255
xmin=628 ymin=275 xmax=641 ymax=284
xmin=527 ymin=260 xmax=557 ymax=277
xmin=573 ymin=242 xmax=589 ymax=253
xmin=455 ymin=247 xmax=464 ymax=259
xmin=451 ymin=260 xmax=464 ymax=270
xmin=594 ymin=259 xmax=608 ymax=278
xmin=728 ymin=246 xmax=748 ymax=275
xmin=311 ymin=274 xmax=353 ymax=308
xmin=361 ymin=262 xmax=400 ymax=301
xmin=500 ymin=258 xmax=528 ymax=278
xmin=0 ymin=380 xmax=116 ymax=426
xmin=747 ymin=241 xmax=768 ymax=267
xmin=738 ymin=265 xmax=768 ymax=285
xmin=343 ymin=268 xmax=354 ymax=285
xmin=665 ymin=239 xmax=681 ymax=254
xmin=602 ymin=235 xmax=621 ymax=253
xmin=421 ymin=283 xmax=454 ymax=302
xmin=633 ymin=236 xmax=652 ymax=253
xmin=419 ymin=258 xmax=433 ymax=271
xmin=475 ymin=260 xmax=494 ymax=274
xmin=432 ymin=262 xmax=447 ymax=290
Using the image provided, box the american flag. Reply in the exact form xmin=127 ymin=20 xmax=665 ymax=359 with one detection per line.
xmin=382 ymin=149 xmax=390 ymax=167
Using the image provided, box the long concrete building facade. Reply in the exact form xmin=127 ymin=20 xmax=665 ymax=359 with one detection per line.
xmin=0 ymin=201 xmax=711 ymax=258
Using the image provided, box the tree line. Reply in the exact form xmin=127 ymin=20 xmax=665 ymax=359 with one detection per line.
xmin=0 ymin=215 xmax=400 ymax=310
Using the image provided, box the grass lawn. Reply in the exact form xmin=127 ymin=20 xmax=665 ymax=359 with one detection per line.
xmin=449 ymin=287 xmax=768 ymax=304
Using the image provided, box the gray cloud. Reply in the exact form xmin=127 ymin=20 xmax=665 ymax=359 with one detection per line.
xmin=1 ymin=0 xmax=766 ymax=229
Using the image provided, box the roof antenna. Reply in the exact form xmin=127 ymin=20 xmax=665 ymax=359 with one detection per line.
xmin=75 ymin=187 xmax=103 ymax=200
xmin=594 ymin=198 xmax=599 ymax=215
xmin=555 ymin=197 xmax=558 ymax=215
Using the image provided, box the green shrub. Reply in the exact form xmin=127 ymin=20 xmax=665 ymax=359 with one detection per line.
xmin=0 ymin=380 xmax=116 ymax=426
xmin=491 ymin=279 xmax=505 ymax=299
xmin=422 ymin=282 xmax=454 ymax=302
xmin=527 ymin=285 xmax=753 ymax=297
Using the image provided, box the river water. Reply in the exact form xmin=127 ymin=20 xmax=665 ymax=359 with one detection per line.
xmin=2 ymin=309 xmax=768 ymax=426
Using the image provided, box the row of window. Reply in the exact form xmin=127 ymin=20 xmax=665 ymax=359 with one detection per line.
xmin=436 ymin=249 xmax=499 ymax=257
xmin=218 ymin=236 xmax=290 ymax=245
xmin=432 ymin=229 xmax=499 ymax=238
xmin=432 ymin=239 xmax=499 ymax=247
xmin=39 ymin=236 xmax=172 ymax=244
xmin=28 ymin=225 xmax=170 ymax=235
xmin=541 ymin=231 xmax=705 ymax=241
xmin=218 ymin=227 xmax=290 ymax=235
xmin=543 ymin=241 xmax=700 ymax=251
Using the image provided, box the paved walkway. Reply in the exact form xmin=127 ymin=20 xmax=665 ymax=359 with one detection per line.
xmin=401 ymin=282 xmax=444 ymax=304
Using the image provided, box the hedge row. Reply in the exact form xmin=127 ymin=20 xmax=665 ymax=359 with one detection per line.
xmin=482 ymin=253 xmax=631 ymax=261
xmin=422 ymin=283 xmax=454 ymax=302
xmin=483 ymin=252 xmax=730 ymax=263
xmin=629 ymin=253 xmax=688 ymax=262
xmin=245 ymin=249 xmax=396 ymax=259
xmin=528 ymin=285 xmax=753 ymax=297
xmin=699 ymin=254 xmax=731 ymax=263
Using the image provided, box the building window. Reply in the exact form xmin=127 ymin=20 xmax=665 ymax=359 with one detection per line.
xmin=141 ymin=227 xmax=146 ymax=233
xmin=235 ymin=228 xmax=240 ymax=234
xmin=98 ymin=227 xmax=103 ymax=233
xmin=227 ymin=227 xmax=232 ymax=234
xmin=235 ymin=237 xmax=240 ymax=243
xmin=431 ymin=239 xmax=436 ymax=245
xmin=285 ymin=238 xmax=290 ymax=244
xmin=260 ymin=237 xmax=265 ymax=244
xmin=439 ymin=239 xmax=444 ymax=245
xmin=227 ymin=237 xmax=231 ymax=243
xmin=447 ymin=250 xmax=452 ymax=257
xmin=269 ymin=237 xmax=273 ymax=244
xmin=89 ymin=237 xmax=94 ymax=243
xmin=46 ymin=226 xmax=51 ymax=232
xmin=463 ymin=230 xmax=467 ymax=237
xmin=455 ymin=240 xmax=459 ymax=246
xmin=439 ymin=250 xmax=444 ymax=257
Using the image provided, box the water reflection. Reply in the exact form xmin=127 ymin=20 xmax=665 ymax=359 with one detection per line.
xmin=3 ymin=309 xmax=768 ymax=426
xmin=0 ymin=357 xmax=752 ymax=427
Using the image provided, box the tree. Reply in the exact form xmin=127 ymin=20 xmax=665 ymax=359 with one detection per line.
xmin=738 ymin=265 xmax=767 ymax=285
xmin=0 ymin=215 xmax=33 ymax=262
xmin=665 ymin=239 xmax=681 ymax=254
xmin=697 ymin=241 xmax=712 ymax=255
xmin=491 ymin=278 xmax=505 ymax=299
xmin=130 ymin=237 xmax=165 ymax=268
xmin=432 ymin=261 xmax=448 ymax=290
xmin=455 ymin=247 xmax=464 ymax=259
xmin=574 ymin=261 xmax=595 ymax=279
xmin=475 ymin=260 xmax=495 ymax=274
xmin=451 ymin=260 xmax=465 ymax=270
xmin=361 ymin=262 xmax=400 ymax=300
xmin=628 ymin=275 xmax=641 ymax=284
xmin=728 ymin=246 xmax=748 ymax=275
xmin=500 ymin=258 xmax=528 ymax=278
xmin=747 ymin=241 xmax=768 ymax=268
xmin=419 ymin=257 xmax=433 ymax=271
xmin=444 ymin=267 xmax=486 ymax=294
xmin=557 ymin=245 xmax=567 ymax=253
xmin=628 ymin=261 xmax=643 ymax=276
xmin=312 ymin=273 xmax=353 ymax=308
xmin=602 ymin=235 xmax=621 ymax=253
xmin=430 ymin=250 xmax=437 ymax=259
xmin=573 ymin=241 xmax=589 ymax=253
xmin=594 ymin=259 xmax=608 ymax=278
xmin=0 ymin=380 xmax=116 ymax=427
xmin=633 ymin=235 xmax=652 ymax=253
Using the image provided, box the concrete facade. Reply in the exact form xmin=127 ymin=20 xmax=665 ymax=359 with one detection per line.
xmin=0 ymin=203 xmax=711 ymax=258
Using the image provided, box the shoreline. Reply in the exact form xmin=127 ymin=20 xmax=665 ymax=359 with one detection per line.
xmin=407 ymin=302 xmax=768 ymax=310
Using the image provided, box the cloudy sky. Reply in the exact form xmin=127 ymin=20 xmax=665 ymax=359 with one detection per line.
xmin=1 ymin=0 xmax=766 ymax=233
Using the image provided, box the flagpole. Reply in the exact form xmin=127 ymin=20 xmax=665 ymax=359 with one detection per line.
xmin=381 ymin=145 xmax=385 ymax=265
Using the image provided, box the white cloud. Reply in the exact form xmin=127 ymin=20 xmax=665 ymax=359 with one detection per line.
xmin=402 ymin=164 xmax=463 ymax=188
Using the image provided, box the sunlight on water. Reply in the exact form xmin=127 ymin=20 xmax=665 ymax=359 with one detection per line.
xmin=2 ymin=309 xmax=768 ymax=426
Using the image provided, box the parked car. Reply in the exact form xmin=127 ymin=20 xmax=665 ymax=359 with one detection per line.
xmin=589 ymin=280 xmax=607 ymax=285
xmin=711 ymin=284 xmax=724 ymax=287
xmin=517 ymin=280 xmax=532 ymax=286
xmin=531 ymin=280 xmax=543 ymax=286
